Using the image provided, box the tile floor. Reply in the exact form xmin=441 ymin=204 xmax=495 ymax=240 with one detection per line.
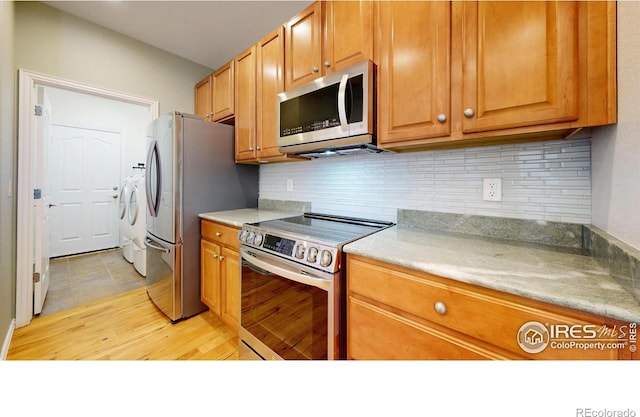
xmin=40 ymin=248 xmax=146 ymax=317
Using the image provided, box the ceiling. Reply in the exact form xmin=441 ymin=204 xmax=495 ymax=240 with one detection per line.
xmin=42 ymin=1 xmax=314 ymax=70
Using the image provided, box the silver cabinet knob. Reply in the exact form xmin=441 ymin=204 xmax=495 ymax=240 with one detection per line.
xmin=312 ymin=66 xmax=319 ymax=73
xmin=434 ymin=301 xmax=447 ymax=315
xmin=256 ymin=146 xmax=261 ymax=150
xmin=219 ymin=255 xmax=225 ymax=261
xmin=324 ymin=61 xmax=331 ymax=68
xmin=212 ymin=253 xmax=219 ymax=259
xmin=437 ymin=114 xmax=447 ymax=123
xmin=463 ymin=108 xmax=475 ymax=118
xmin=113 ymin=186 xmax=118 ymax=190
xmin=248 ymin=146 xmax=254 ymax=151
xmin=112 ymin=194 xmax=118 ymax=199
xmin=215 ymin=232 xmax=222 ymax=237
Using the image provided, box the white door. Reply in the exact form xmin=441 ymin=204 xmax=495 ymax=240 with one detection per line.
xmin=33 ymin=87 xmax=52 ymax=315
xmin=49 ymin=125 xmax=122 ymax=258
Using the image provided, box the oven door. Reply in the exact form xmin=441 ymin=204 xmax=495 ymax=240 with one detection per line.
xmin=239 ymin=246 xmax=338 ymax=360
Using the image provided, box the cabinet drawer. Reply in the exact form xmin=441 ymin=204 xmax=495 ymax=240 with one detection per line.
xmin=348 ymin=296 xmax=522 ymax=360
xmin=348 ymin=256 xmax=620 ymax=360
xmin=201 ymin=220 xmax=240 ymax=250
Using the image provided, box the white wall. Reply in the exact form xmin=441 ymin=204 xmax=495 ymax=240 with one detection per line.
xmin=591 ymin=1 xmax=640 ymax=250
xmin=45 ymin=87 xmax=152 ymax=180
xmin=260 ymin=136 xmax=593 ymax=224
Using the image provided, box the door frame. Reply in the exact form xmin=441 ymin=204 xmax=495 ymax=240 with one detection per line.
xmin=16 ymin=69 xmax=159 ymax=328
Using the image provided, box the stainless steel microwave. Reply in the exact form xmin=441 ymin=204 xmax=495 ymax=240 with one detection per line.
xmin=277 ymin=60 xmax=379 ymax=157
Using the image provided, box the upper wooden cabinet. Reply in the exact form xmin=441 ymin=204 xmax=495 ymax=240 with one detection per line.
xmin=323 ymin=0 xmax=374 ymax=74
xmin=284 ymin=2 xmax=323 ymax=90
xmin=377 ymin=1 xmax=451 ymax=144
xmin=212 ymin=60 xmax=235 ymax=122
xmin=194 ymin=74 xmax=213 ymax=121
xmin=235 ymin=29 xmax=306 ymax=164
xmin=376 ymin=0 xmax=617 ymax=151
xmin=461 ymin=1 xmax=578 ymax=133
xmin=234 ymin=45 xmax=257 ymax=162
xmin=284 ymin=1 xmax=375 ymax=90
xmin=256 ymin=27 xmax=297 ymax=161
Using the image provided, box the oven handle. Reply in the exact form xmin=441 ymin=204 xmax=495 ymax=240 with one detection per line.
xmin=240 ymin=247 xmax=331 ymax=291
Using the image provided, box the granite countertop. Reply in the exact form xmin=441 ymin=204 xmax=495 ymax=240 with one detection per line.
xmin=343 ymin=225 xmax=640 ymax=323
xmin=198 ymin=208 xmax=299 ymax=228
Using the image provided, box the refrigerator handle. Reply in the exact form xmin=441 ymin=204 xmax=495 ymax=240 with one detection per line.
xmin=145 ymin=140 xmax=161 ymax=217
xmin=144 ymin=236 xmax=170 ymax=253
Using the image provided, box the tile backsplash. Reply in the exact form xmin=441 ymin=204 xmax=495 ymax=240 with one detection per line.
xmin=259 ymin=137 xmax=592 ymax=224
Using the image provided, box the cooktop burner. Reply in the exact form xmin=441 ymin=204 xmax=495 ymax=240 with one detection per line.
xmin=239 ymin=212 xmax=394 ymax=273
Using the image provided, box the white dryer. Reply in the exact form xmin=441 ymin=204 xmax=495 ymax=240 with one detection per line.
xmin=119 ymin=176 xmax=135 ymax=263
xmin=128 ymin=173 xmax=147 ymax=277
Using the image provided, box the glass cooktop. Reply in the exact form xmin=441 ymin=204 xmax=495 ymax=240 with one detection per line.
xmin=248 ymin=212 xmax=394 ymax=248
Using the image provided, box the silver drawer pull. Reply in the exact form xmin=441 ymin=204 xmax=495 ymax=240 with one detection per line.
xmin=215 ymin=232 xmax=222 ymax=237
xmin=434 ymin=301 xmax=447 ymax=315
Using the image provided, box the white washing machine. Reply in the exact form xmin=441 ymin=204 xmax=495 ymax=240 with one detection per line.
xmin=128 ymin=173 xmax=147 ymax=277
xmin=119 ymin=176 xmax=135 ymax=263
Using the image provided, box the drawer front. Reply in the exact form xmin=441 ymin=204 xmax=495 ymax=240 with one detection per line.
xmin=348 ymin=256 xmax=621 ymax=360
xmin=201 ymin=220 xmax=240 ymax=250
xmin=348 ymin=297 xmax=521 ymax=360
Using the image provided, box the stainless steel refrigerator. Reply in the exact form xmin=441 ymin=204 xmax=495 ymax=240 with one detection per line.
xmin=144 ymin=111 xmax=258 ymax=322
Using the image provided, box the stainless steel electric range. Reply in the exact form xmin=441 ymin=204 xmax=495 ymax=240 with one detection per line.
xmin=238 ymin=212 xmax=394 ymax=360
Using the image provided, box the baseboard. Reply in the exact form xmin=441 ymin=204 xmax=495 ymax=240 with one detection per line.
xmin=1 ymin=319 xmax=16 ymax=360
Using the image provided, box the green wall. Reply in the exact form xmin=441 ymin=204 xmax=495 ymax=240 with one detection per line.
xmin=0 ymin=1 xmax=16 ymax=355
xmin=15 ymin=1 xmax=213 ymax=114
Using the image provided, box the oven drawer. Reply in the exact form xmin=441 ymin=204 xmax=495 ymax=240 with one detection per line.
xmin=348 ymin=296 xmax=522 ymax=360
xmin=201 ymin=220 xmax=240 ymax=250
xmin=347 ymin=255 xmax=622 ymax=360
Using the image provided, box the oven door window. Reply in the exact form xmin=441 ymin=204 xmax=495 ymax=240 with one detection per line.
xmin=241 ymin=259 xmax=328 ymax=360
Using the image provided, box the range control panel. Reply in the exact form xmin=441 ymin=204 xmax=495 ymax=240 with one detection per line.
xmin=238 ymin=225 xmax=340 ymax=273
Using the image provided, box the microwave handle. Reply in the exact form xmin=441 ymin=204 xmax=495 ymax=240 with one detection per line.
xmin=337 ymin=73 xmax=349 ymax=131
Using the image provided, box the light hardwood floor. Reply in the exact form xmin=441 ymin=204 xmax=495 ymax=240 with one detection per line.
xmin=7 ymin=286 xmax=239 ymax=360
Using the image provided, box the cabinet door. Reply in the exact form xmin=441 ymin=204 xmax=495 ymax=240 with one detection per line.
xmin=285 ymin=1 xmax=323 ymax=90
xmin=194 ymin=74 xmax=212 ymax=121
xmin=461 ymin=1 xmax=579 ymax=133
xmin=234 ymin=46 xmax=257 ymax=162
xmin=220 ymin=247 xmax=240 ymax=331
xmin=323 ymin=0 xmax=374 ymax=74
xmin=212 ymin=60 xmax=234 ymax=121
xmin=201 ymin=239 xmax=221 ymax=315
xmin=377 ymin=1 xmax=451 ymax=144
xmin=256 ymin=27 xmax=287 ymax=160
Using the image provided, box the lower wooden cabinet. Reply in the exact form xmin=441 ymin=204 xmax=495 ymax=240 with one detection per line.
xmin=347 ymin=254 xmax=635 ymax=360
xmin=201 ymin=219 xmax=241 ymax=331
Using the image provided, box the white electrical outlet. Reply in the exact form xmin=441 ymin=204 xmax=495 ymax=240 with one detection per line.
xmin=286 ymin=179 xmax=293 ymax=192
xmin=483 ymin=178 xmax=502 ymax=202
